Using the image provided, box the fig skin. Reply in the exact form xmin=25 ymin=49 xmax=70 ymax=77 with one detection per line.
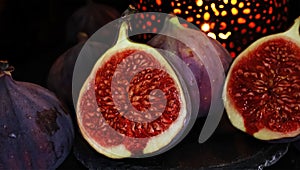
xmin=148 ymin=16 xmax=233 ymax=117
xmin=47 ymin=33 xmax=109 ymax=111
xmin=47 ymin=38 xmax=86 ymax=109
xmin=76 ymin=20 xmax=198 ymax=159
xmin=0 ymin=61 xmax=74 ymax=169
xmin=48 ymin=0 xmax=119 ymax=111
xmin=223 ymin=17 xmax=300 ymax=141
xmin=65 ymin=1 xmax=121 ymax=45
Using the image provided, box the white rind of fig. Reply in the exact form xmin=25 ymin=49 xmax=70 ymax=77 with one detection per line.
xmin=223 ymin=16 xmax=300 ymax=141
xmin=76 ymin=21 xmax=189 ymax=158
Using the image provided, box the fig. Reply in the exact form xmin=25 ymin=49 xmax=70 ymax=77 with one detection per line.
xmin=223 ymin=17 xmax=300 ymax=141
xmin=66 ymin=0 xmax=121 ymax=45
xmin=0 ymin=61 xmax=74 ymax=169
xmin=47 ymin=33 xmax=109 ymax=110
xmin=47 ymin=36 xmax=87 ymax=109
xmin=76 ymin=18 xmax=200 ymax=158
xmin=148 ymin=16 xmax=233 ymax=117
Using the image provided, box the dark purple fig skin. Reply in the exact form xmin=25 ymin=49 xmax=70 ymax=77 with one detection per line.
xmin=47 ymin=40 xmax=86 ymax=109
xmin=47 ymin=40 xmax=109 ymax=110
xmin=0 ymin=72 xmax=74 ymax=169
xmin=65 ymin=1 xmax=120 ymax=45
xmin=148 ymin=35 xmax=232 ymax=117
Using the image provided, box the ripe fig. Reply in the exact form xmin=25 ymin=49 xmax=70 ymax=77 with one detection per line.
xmin=0 ymin=61 xmax=74 ymax=169
xmin=47 ymin=36 xmax=86 ymax=109
xmin=47 ymin=33 xmax=108 ymax=110
xmin=66 ymin=0 xmax=121 ymax=45
xmin=148 ymin=16 xmax=233 ymax=117
xmin=76 ymin=19 xmax=200 ymax=158
xmin=223 ymin=17 xmax=300 ymax=141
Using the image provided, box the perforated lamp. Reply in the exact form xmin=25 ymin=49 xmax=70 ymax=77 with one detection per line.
xmin=130 ymin=0 xmax=289 ymax=57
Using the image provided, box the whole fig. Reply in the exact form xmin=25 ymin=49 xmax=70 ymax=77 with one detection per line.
xmin=148 ymin=16 xmax=233 ymax=117
xmin=66 ymin=0 xmax=121 ymax=45
xmin=47 ymin=34 xmax=108 ymax=110
xmin=0 ymin=61 xmax=74 ymax=169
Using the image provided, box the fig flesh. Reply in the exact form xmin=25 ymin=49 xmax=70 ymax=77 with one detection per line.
xmin=0 ymin=61 xmax=74 ymax=169
xmin=148 ymin=16 xmax=233 ymax=118
xmin=223 ymin=17 xmax=300 ymax=141
xmin=76 ymin=18 xmax=200 ymax=158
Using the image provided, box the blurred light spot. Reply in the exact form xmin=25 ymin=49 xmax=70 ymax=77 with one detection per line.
xmin=238 ymin=2 xmax=244 ymax=8
xmin=201 ymin=23 xmax=210 ymax=32
xmin=221 ymin=11 xmax=227 ymax=16
xmin=237 ymin=17 xmax=246 ymax=24
xmin=231 ymin=0 xmax=237 ymax=5
xmin=211 ymin=3 xmax=220 ymax=16
xmin=204 ymin=12 xmax=210 ymax=20
xmin=187 ymin=17 xmax=194 ymax=22
xmin=231 ymin=8 xmax=238 ymax=15
xmin=220 ymin=22 xmax=227 ymax=30
xmin=207 ymin=32 xmax=216 ymax=39
xmin=243 ymin=8 xmax=251 ymax=14
xmin=173 ymin=9 xmax=182 ymax=14
xmin=255 ymin=14 xmax=261 ymax=19
xmin=156 ymin=0 xmax=162 ymax=6
xmin=219 ymin=32 xmax=231 ymax=39
xmin=196 ymin=0 xmax=203 ymax=6
xmin=249 ymin=22 xmax=255 ymax=28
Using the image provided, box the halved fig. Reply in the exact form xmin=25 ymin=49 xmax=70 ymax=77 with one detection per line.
xmin=76 ymin=19 xmax=198 ymax=158
xmin=223 ymin=17 xmax=300 ymax=141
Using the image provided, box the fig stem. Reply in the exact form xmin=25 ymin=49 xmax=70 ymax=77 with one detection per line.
xmin=121 ymin=5 xmax=138 ymax=17
xmin=284 ymin=16 xmax=300 ymax=42
xmin=0 ymin=60 xmax=14 ymax=77
xmin=168 ymin=15 xmax=184 ymax=30
xmin=116 ymin=5 xmax=139 ymax=44
xmin=76 ymin=32 xmax=89 ymax=42
xmin=116 ymin=21 xmax=130 ymax=44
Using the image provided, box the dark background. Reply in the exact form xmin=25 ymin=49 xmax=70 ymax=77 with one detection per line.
xmin=0 ymin=0 xmax=129 ymax=86
xmin=0 ymin=0 xmax=299 ymax=86
xmin=0 ymin=0 xmax=300 ymax=169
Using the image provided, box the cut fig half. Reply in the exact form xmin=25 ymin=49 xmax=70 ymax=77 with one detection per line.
xmin=223 ymin=16 xmax=300 ymax=141
xmin=76 ymin=19 xmax=198 ymax=158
